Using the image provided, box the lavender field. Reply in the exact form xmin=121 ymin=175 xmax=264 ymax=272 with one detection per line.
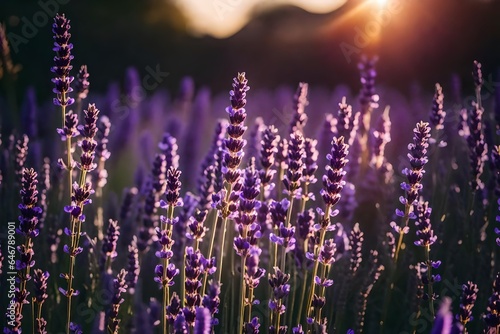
xmin=1 ymin=9 xmax=500 ymax=334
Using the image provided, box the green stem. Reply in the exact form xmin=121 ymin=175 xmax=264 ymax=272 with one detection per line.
xmin=162 ymin=204 xmax=175 ymax=334
xmin=424 ymin=245 xmax=435 ymax=318
xmin=202 ymin=210 xmax=218 ymax=295
xmin=247 ymin=286 xmax=253 ymax=323
xmin=217 ymin=217 xmax=229 ymax=284
xmin=393 ymin=203 xmax=411 ymax=264
xmin=306 ymin=208 xmax=329 ymax=321
xmin=297 ymin=268 xmax=308 ymax=325
xmin=239 ymin=256 xmax=246 ymax=334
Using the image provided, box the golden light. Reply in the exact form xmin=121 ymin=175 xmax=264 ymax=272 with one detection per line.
xmin=375 ymin=0 xmax=389 ymax=6
xmin=173 ymin=0 xmax=347 ymax=38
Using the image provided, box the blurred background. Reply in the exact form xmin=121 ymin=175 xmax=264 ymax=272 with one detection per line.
xmin=1 ymin=0 xmax=500 ymax=104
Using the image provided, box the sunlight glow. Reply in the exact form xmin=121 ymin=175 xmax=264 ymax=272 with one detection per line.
xmin=174 ymin=0 xmax=347 ymax=38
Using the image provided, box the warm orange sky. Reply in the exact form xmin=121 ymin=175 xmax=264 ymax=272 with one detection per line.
xmin=173 ymin=0 xmax=348 ymax=37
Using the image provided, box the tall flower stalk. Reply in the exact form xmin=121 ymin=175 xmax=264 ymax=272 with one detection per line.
xmin=210 ymin=72 xmax=249 ymax=285
xmin=52 ymin=13 xmax=75 ymax=199
xmin=33 ymin=269 xmax=50 ymax=334
xmin=60 ymin=104 xmax=99 ymax=334
xmin=157 ymin=166 xmax=183 ymax=334
xmin=233 ymin=162 xmax=262 ymax=333
xmin=6 ymin=168 xmax=42 ymax=333
xmin=306 ymin=136 xmax=349 ymax=325
xmin=392 ymin=121 xmax=431 ymax=264
xmin=413 ymin=200 xmax=440 ymax=318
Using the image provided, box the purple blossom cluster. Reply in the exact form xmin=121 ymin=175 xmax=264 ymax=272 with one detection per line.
xmin=3 ymin=15 xmax=500 ymax=334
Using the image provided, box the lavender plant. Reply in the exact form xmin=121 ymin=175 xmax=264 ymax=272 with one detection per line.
xmin=3 ymin=15 xmax=500 ymax=334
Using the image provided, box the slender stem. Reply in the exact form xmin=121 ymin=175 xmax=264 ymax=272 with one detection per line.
xmin=276 ymin=301 xmax=282 ymax=331
xmin=297 ymin=268 xmax=308 ymax=325
xmin=424 ymin=245 xmax=435 ymax=318
xmin=181 ymin=251 xmax=186 ymax=308
xmin=31 ymin=299 xmax=35 ymax=334
xmin=202 ymin=210 xmax=219 ymax=295
xmin=161 ymin=204 xmax=175 ymax=334
xmin=247 ymin=286 xmax=253 ymax=323
xmin=217 ymin=217 xmax=229 ymax=283
xmin=306 ymin=222 xmax=328 ymax=321
xmin=316 ymin=264 xmax=328 ymax=323
xmin=393 ymin=203 xmax=411 ymax=264
xmin=238 ymin=256 xmax=246 ymax=334
xmin=217 ymin=182 xmax=234 ymax=283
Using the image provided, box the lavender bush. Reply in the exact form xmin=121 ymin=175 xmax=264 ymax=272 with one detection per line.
xmin=1 ymin=13 xmax=500 ymax=334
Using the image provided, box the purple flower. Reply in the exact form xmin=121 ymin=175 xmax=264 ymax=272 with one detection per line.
xmin=259 ymin=125 xmax=279 ymax=197
xmin=268 ymin=267 xmax=291 ymax=302
xmin=14 ymin=134 xmax=29 ymax=180
xmin=371 ymin=107 xmax=391 ymax=169
xmin=283 ymin=131 xmax=305 ymax=198
xmin=202 ymin=280 xmax=221 ymax=325
xmin=162 ymin=167 xmax=183 ymax=208
xmin=222 ymin=72 xmax=249 ymax=186
xmin=466 ymin=101 xmax=487 ymax=191
xmin=302 ymin=138 xmax=318 ymax=187
xmin=318 ymin=239 xmax=336 ymax=266
xmin=349 ymin=223 xmax=364 ymax=275
xmin=472 ymin=60 xmax=483 ymax=89
xmin=245 ymin=317 xmax=261 ymax=334
xmin=321 ymin=136 xmax=349 ymax=207
xmin=297 ymin=209 xmax=315 ymax=244
xmin=75 ymin=64 xmax=89 ymax=101
xmin=76 ymin=103 xmax=100 ymax=172
xmin=429 ymin=83 xmax=446 ymax=131
xmin=194 ymin=307 xmax=211 ymax=334
xmin=126 ymin=237 xmax=140 ymax=293
xmin=336 ymin=97 xmax=354 ymax=141
xmin=159 ymin=132 xmax=179 ymax=170
xmin=183 ymin=247 xmax=207 ymax=326
xmin=270 ymin=198 xmax=290 ymax=228
xmin=69 ymin=322 xmax=83 ymax=334
xmin=64 ymin=181 xmax=94 ymax=222
xmin=167 ymin=293 xmax=182 ymax=325
xmin=413 ymin=201 xmax=437 ymax=247
xmin=290 ymin=82 xmax=309 ymax=134
xmin=100 ymin=219 xmax=120 ymax=273
xmin=107 ymin=269 xmax=128 ymax=334
xmin=174 ymin=313 xmax=188 ymax=333
xmin=430 ymin=297 xmax=463 ymax=334
xmin=186 ymin=214 xmax=208 ymax=242
xmin=270 ymin=223 xmax=296 ymax=253
xmin=56 ymin=111 xmax=79 ymax=141
xmin=33 ymin=269 xmax=49 ymax=304
xmin=18 ymin=168 xmax=42 ymax=239
xmin=457 ymin=281 xmax=478 ymax=327
xmin=358 ymin=55 xmax=379 ymax=117
xmin=401 ymin=121 xmax=431 ymax=205
xmin=245 ymin=246 xmax=266 ymax=289
xmin=51 ymin=13 xmax=74 ymax=107
xmin=484 ymin=273 xmax=500 ymax=328
xmin=154 ymin=263 xmax=179 ymax=286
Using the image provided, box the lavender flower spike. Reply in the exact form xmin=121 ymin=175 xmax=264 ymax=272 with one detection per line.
xmin=33 ymin=269 xmax=50 ymax=334
xmin=107 ymin=269 xmax=128 ymax=334
xmin=429 ymin=83 xmax=446 ymax=132
xmin=77 ymin=104 xmax=100 ymax=172
xmin=321 ymin=136 xmax=349 ymax=207
xmin=222 ymin=72 xmax=249 ymax=186
xmin=457 ymin=281 xmax=478 ymax=328
xmin=290 ymin=82 xmax=309 ymax=134
xmin=75 ymin=65 xmax=90 ymax=101
xmin=8 ymin=168 xmax=43 ymax=333
xmin=51 ymin=13 xmax=74 ymax=108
